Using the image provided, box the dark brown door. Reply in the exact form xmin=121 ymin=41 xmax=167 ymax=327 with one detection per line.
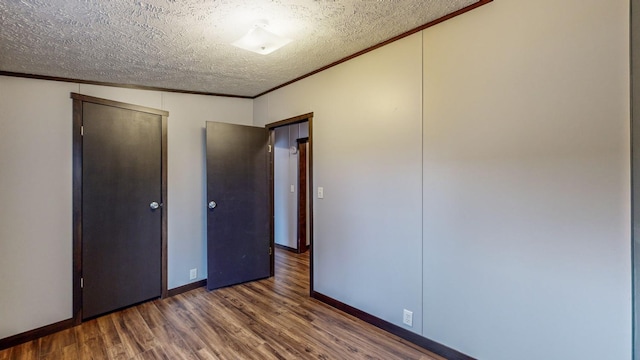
xmin=297 ymin=138 xmax=309 ymax=253
xmin=206 ymin=121 xmax=270 ymax=290
xmin=82 ymin=102 xmax=162 ymax=319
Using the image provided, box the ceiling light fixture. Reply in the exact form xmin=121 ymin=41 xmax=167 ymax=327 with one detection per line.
xmin=232 ymin=20 xmax=292 ymax=55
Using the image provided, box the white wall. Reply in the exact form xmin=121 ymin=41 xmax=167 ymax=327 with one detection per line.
xmin=422 ymin=1 xmax=630 ymax=359
xmin=0 ymin=77 xmax=77 ymax=338
xmin=255 ymin=0 xmax=631 ymax=358
xmin=0 ymin=77 xmax=253 ymax=339
xmin=254 ymin=33 xmax=425 ymax=335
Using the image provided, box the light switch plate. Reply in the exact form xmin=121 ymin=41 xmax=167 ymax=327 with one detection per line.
xmin=317 ymin=187 xmax=324 ymax=199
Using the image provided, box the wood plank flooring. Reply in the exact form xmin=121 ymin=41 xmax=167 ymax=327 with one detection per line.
xmin=0 ymin=249 xmax=443 ymax=360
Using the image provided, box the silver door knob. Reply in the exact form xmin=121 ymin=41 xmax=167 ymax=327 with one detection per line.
xmin=208 ymin=201 xmax=217 ymax=209
xmin=150 ymin=201 xmax=159 ymax=210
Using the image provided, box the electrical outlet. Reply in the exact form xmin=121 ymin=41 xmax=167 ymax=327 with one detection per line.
xmin=189 ymin=268 xmax=197 ymax=280
xmin=403 ymin=309 xmax=413 ymax=327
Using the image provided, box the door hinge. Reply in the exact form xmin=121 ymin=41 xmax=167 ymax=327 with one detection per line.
xmin=80 ymin=126 xmax=84 ymax=136
xmin=268 ymin=145 xmax=272 ymax=153
xmin=81 ymin=278 xmax=84 ymax=288
xmin=269 ymin=247 xmax=272 ymax=255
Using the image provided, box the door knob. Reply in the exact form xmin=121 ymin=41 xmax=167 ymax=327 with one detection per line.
xmin=150 ymin=201 xmax=159 ymax=210
xmin=208 ymin=201 xmax=217 ymax=210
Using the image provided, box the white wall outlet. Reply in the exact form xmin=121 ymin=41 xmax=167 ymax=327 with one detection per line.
xmin=403 ymin=309 xmax=413 ymax=327
xmin=317 ymin=187 xmax=324 ymax=199
xmin=189 ymin=268 xmax=197 ymax=280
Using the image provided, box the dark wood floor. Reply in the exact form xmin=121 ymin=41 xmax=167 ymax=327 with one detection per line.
xmin=0 ymin=248 xmax=443 ymax=360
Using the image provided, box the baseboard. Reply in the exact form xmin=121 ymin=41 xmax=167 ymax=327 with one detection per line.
xmin=311 ymin=291 xmax=475 ymax=360
xmin=274 ymin=243 xmax=298 ymax=253
xmin=167 ymin=279 xmax=207 ymax=297
xmin=1 ymin=280 xmax=207 ymax=351
xmin=0 ymin=318 xmax=75 ymax=351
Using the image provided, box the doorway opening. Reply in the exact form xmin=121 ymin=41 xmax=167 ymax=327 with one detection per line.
xmin=266 ymin=113 xmax=314 ymax=294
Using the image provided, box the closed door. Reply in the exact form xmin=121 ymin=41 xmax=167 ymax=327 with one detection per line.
xmin=206 ymin=121 xmax=271 ymax=290
xmin=82 ymin=102 xmax=162 ymax=319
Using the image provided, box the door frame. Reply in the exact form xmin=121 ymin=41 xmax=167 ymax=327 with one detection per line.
xmin=265 ymin=113 xmax=314 ymax=295
xmin=71 ymin=93 xmax=169 ymax=324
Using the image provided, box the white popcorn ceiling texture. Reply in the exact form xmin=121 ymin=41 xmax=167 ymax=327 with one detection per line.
xmin=0 ymin=0 xmax=478 ymax=97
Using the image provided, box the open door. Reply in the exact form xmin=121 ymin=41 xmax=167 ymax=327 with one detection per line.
xmin=297 ymin=138 xmax=309 ymax=253
xmin=206 ymin=121 xmax=271 ymax=290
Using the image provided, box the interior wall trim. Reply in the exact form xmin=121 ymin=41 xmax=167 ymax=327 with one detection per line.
xmin=70 ymin=93 xmax=169 ymax=116
xmin=631 ymin=0 xmax=639 ymax=358
xmin=266 ymin=113 xmax=314 ymax=296
xmin=167 ymin=279 xmax=208 ymax=297
xmin=275 ymin=243 xmax=298 ymax=253
xmin=253 ymin=0 xmax=493 ymax=98
xmin=265 ymin=113 xmax=314 ymax=129
xmin=311 ymin=291 xmax=476 ymax=360
xmin=0 ymin=1 xmax=492 ymax=100
xmin=0 ymin=319 xmax=75 ymax=351
xmin=0 ymin=71 xmax=252 ymax=99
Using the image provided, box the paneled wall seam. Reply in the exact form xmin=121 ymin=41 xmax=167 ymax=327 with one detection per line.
xmin=420 ymin=30 xmax=426 ymax=339
xmin=631 ymin=0 xmax=638 ymax=358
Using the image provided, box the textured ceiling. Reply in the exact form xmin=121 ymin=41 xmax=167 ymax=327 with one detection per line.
xmin=0 ymin=0 xmax=480 ymax=97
